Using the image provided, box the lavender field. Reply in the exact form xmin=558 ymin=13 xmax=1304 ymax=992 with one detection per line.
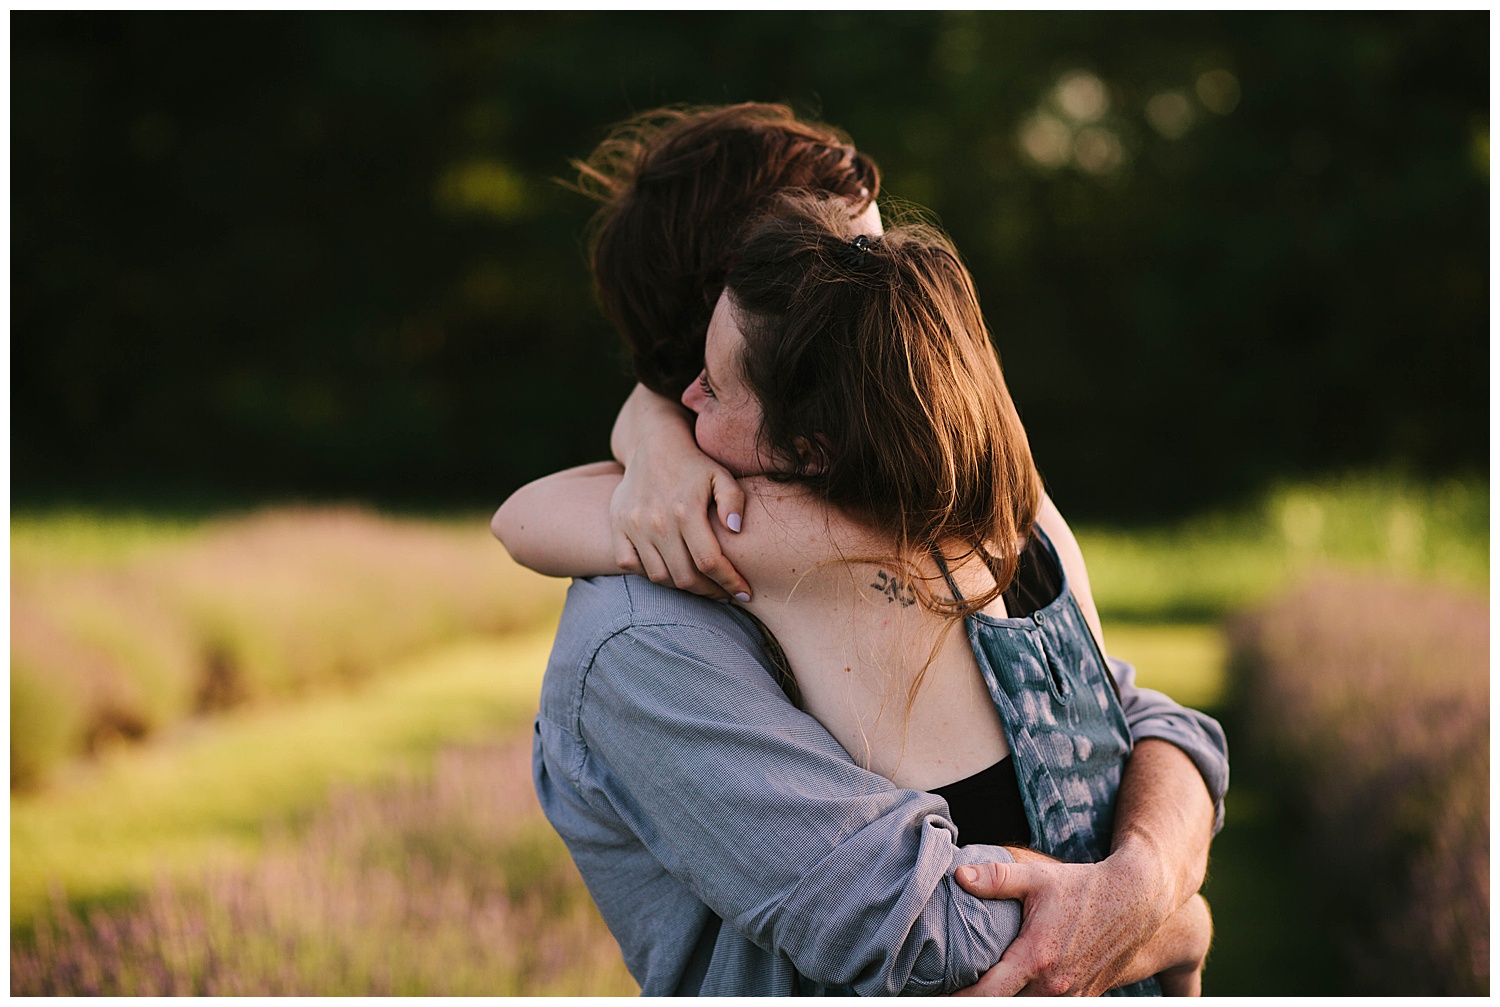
xmin=10 ymin=478 xmax=1488 ymax=995
xmin=12 ymin=508 xmax=566 ymax=789
xmin=1229 ymin=575 xmax=1489 ymax=995
xmin=13 ymin=736 xmax=635 ymax=995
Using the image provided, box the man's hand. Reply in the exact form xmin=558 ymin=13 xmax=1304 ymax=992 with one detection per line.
xmin=949 ymin=847 xmax=1176 ymax=996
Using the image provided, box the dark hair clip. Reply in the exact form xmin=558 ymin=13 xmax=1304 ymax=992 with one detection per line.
xmin=840 ymin=233 xmax=872 ymax=267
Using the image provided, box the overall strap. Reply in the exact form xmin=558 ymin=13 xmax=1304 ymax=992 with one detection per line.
xmin=933 ymin=544 xmax=1023 ymax=611
xmin=930 ymin=550 xmax=966 ymax=603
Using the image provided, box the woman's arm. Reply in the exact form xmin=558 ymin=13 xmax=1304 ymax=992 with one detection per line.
xmin=490 ymin=462 xmax=622 ymax=578
xmin=608 ymin=384 xmax=751 ymax=599
xmin=492 ymin=385 xmax=751 ymax=597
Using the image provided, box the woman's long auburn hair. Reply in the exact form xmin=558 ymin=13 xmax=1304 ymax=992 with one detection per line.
xmin=726 ymin=197 xmax=1041 ymax=613
xmin=572 ymin=103 xmax=879 ymax=398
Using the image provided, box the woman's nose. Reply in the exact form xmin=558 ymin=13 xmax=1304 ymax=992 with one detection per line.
xmin=681 ymin=371 xmax=706 ymax=413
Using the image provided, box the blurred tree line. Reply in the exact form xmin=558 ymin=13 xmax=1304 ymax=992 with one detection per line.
xmin=12 ymin=12 xmax=1487 ymax=519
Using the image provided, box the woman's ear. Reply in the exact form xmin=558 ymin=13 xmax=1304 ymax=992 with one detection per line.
xmin=848 ymin=195 xmax=883 ymax=237
xmin=793 ymin=435 xmax=830 ymax=475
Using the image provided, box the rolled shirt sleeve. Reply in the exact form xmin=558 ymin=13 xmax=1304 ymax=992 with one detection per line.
xmin=1108 ymin=654 xmax=1230 ymax=834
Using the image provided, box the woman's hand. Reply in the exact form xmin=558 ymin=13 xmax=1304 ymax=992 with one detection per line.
xmin=610 ymin=384 xmax=752 ymax=601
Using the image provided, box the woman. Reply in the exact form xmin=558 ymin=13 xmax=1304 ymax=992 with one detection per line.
xmin=496 ymin=198 xmax=1212 ymax=995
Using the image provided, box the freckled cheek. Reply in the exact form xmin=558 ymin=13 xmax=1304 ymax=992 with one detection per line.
xmin=692 ymin=414 xmax=715 ymax=451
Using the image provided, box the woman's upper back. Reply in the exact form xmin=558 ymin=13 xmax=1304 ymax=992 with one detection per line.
xmin=722 ymin=481 xmax=1107 ymax=792
xmin=722 ymin=480 xmax=1005 ymax=789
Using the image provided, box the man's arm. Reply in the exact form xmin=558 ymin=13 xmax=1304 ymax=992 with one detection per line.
xmin=949 ymin=850 xmax=1213 ymax=997
xmin=952 ymin=501 xmax=1227 ymax=995
xmin=953 ymin=738 xmax=1215 ymax=995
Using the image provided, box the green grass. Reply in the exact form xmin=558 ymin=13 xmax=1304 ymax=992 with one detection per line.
xmin=11 ymin=510 xmax=212 ymax=572
xmin=9 ymin=507 xmax=494 ymax=573
xmin=11 ymin=628 xmax=557 ymax=925
xmin=1103 ymin=623 xmax=1227 ymax=711
xmin=1198 ymin=776 xmax=1344 ymax=995
xmin=1075 ymin=473 xmax=1487 ymax=623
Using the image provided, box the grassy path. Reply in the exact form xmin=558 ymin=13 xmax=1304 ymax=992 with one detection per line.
xmin=12 ymin=616 xmax=1229 ymax=916
xmin=11 ymin=613 xmax=1334 ymax=994
xmin=12 ymin=628 xmax=555 ymax=925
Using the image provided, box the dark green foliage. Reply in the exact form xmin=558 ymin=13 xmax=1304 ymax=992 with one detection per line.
xmin=11 ymin=13 xmax=1487 ymax=518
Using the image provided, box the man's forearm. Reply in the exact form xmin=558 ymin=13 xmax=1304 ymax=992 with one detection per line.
xmin=1117 ymin=894 xmax=1211 ymax=993
xmin=1109 ymin=739 xmax=1215 ymax=915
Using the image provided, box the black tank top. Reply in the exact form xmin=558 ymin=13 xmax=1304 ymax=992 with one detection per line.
xmin=928 ymin=533 xmax=1061 ymax=848
xmin=930 ymin=754 xmax=1032 ymax=847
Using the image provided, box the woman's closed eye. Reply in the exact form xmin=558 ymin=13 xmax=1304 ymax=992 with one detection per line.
xmin=697 ymin=372 xmax=716 ymax=399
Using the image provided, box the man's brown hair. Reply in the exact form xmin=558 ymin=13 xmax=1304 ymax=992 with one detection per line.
xmin=574 ymin=103 xmax=879 ymax=397
xmin=725 ymin=197 xmax=1041 ymax=611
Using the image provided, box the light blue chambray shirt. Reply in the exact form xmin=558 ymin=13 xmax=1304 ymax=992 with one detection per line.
xmin=532 ymin=575 xmax=1229 ymax=996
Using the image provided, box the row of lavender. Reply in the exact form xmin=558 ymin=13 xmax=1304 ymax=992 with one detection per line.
xmin=11 ymin=735 xmax=637 ymax=995
xmin=12 ymin=508 xmax=565 ymax=789
xmin=1229 ymin=574 xmax=1489 ymax=995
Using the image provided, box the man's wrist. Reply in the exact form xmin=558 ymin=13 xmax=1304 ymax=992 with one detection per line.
xmin=1102 ymin=831 xmax=1177 ymax=929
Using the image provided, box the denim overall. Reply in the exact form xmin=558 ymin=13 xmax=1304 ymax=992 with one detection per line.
xmin=942 ymin=528 xmax=1161 ymax=997
xmin=801 ymin=529 xmax=1160 ymax=997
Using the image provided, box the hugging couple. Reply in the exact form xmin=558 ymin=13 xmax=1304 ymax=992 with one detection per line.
xmin=493 ymin=102 xmax=1228 ymax=997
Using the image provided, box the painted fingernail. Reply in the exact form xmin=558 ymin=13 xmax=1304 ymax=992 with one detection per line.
xmin=727 ymin=512 xmax=742 ymax=533
xmin=734 ymin=592 xmax=751 ymax=603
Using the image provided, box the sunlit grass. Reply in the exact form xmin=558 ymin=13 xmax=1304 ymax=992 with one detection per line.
xmin=11 ymin=510 xmax=213 ymax=571
xmin=11 ymin=629 xmax=557 ymax=925
xmin=1103 ymin=623 xmax=1227 ymax=711
xmin=1076 ymin=473 xmax=1487 ymax=623
xmin=11 ymin=507 xmax=565 ymax=788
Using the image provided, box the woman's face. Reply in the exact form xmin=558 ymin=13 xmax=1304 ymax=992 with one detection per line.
xmin=680 ymin=199 xmax=880 ymax=477
xmin=680 ymin=291 xmax=768 ymax=477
